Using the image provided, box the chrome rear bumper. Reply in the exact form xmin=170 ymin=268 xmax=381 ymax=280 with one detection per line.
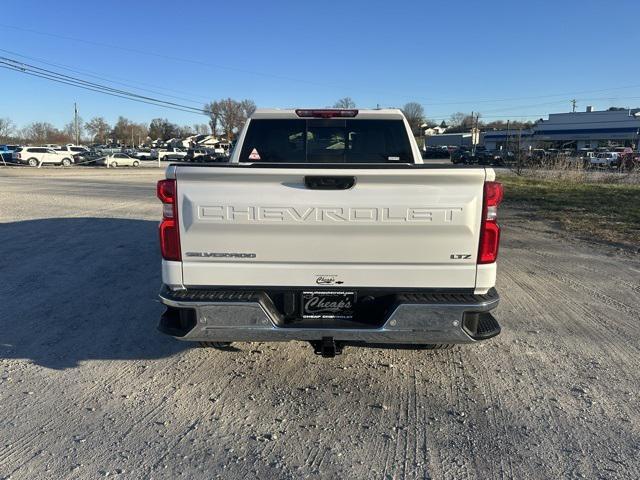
xmin=158 ymin=287 xmax=500 ymax=345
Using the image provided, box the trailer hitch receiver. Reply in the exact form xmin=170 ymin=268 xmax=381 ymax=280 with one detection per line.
xmin=311 ymin=337 xmax=343 ymax=358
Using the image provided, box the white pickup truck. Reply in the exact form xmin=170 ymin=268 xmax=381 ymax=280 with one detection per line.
xmin=157 ymin=147 xmax=188 ymax=161
xmin=157 ymin=109 xmax=503 ymax=356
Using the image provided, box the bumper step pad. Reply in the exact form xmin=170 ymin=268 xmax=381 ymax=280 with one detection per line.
xmin=158 ymin=286 xmax=501 ymax=344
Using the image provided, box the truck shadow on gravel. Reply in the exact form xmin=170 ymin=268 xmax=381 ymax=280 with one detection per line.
xmin=0 ymin=217 xmax=188 ymax=369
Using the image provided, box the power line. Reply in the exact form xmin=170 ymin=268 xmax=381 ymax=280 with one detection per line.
xmin=0 ymin=57 xmax=205 ymax=112
xmin=0 ymin=58 xmax=208 ymax=115
xmin=6 ymin=25 xmax=640 ymax=107
xmin=2 ymin=53 xmax=638 ymax=125
xmin=3 ymin=25 xmax=345 ymax=91
xmin=0 ymin=47 xmax=210 ymax=105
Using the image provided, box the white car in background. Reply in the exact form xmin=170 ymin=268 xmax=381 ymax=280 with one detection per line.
xmin=157 ymin=147 xmax=188 ymax=161
xmin=590 ymin=152 xmax=619 ymax=168
xmin=132 ymin=149 xmax=156 ymax=160
xmin=97 ymin=153 xmax=141 ymax=168
xmin=12 ymin=147 xmax=74 ymax=167
xmin=55 ymin=145 xmax=90 ymax=155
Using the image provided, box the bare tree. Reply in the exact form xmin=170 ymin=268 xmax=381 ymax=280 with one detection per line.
xmin=205 ymin=98 xmax=256 ymax=140
xmin=64 ymin=116 xmax=84 ymax=144
xmin=239 ymin=99 xmax=257 ymax=119
xmin=204 ymin=101 xmax=222 ymax=136
xmin=402 ymin=102 xmax=425 ymax=135
xmin=111 ymin=117 xmax=137 ymax=145
xmin=219 ymin=98 xmax=241 ymax=141
xmin=131 ymin=123 xmax=149 ymax=147
xmin=149 ymin=118 xmax=179 ymax=141
xmin=333 ymin=97 xmax=356 ymax=109
xmin=210 ymin=98 xmax=256 ymax=141
xmin=0 ymin=118 xmax=15 ymax=141
xmin=446 ymin=112 xmax=478 ymax=133
xmin=175 ymin=125 xmax=194 ymax=138
xmin=21 ymin=122 xmax=61 ymax=144
xmin=449 ymin=112 xmax=466 ymax=127
xmin=86 ymin=117 xmax=111 ymax=143
xmin=192 ymin=123 xmax=210 ymax=135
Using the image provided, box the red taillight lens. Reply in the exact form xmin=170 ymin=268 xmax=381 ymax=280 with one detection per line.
xmin=484 ymin=181 xmax=504 ymax=206
xmin=159 ymin=218 xmax=180 ymax=261
xmin=157 ymin=179 xmax=181 ymax=261
xmin=478 ymin=181 xmax=503 ymax=264
xmin=295 ymin=109 xmax=358 ymax=118
xmin=157 ymin=179 xmax=175 ymax=203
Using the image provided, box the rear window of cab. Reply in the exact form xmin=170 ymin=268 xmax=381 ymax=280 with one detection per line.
xmin=239 ymin=119 xmax=413 ymax=163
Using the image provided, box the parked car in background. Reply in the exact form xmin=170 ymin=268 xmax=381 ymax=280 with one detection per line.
xmin=590 ymin=152 xmax=619 ymax=168
xmin=157 ymin=147 xmax=188 ymax=161
xmin=185 ymin=148 xmax=217 ymax=162
xmin=132 ymin=149 xmax=157 ymax=160
xmin=613 ymin=147 xmax=633 ymax=156
xmin=0 ymin=144 xmax=20 ymax=163
xmin=55 ymin=145 xmax=89 ymax=155
xmin=73 ymin=150 xmax=103 ymax=165
xmin=450 ymin=147 xmax=498 ymax=165
xmin=422 ymin=146 xmax=450 ymax=159
xmin=473 ymin=148 xmax=494 ymax=165
xmin=96 ymin=145 xmax=122 ymax=155
xmin=55 ymin=145 xmax=90 ymax=164
xmin=97 ymin=153 xmax=141 ymax=168
xmin=578 ymin=150 xmax=595 ymax=167
xmin=213 ymin=142 xmax=231 ymax=156
xmin=450 ymin=147 xmax=472 ymax=164
xmin=12 ymin=147 xmax=74 ymax=166
xmin=490 ymin=151 xmax=515 ymax=166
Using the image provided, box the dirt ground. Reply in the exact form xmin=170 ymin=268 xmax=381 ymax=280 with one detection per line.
xmin=0 ymin=168 xmax=638 ymax=479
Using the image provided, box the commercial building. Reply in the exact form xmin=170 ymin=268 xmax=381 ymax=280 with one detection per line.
xmin=534 ymin=108 xmax=640 ymax=150
xmin=484 ymin=129 xmax=535 ymax=151
xmin=432 ymin=108 xmax=640 ymax=151
xmin=424 ymin=131 xmax=483 ymax=148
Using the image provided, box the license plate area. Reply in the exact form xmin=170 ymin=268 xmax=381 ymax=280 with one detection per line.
xmin=301 ymin=291 xmax=356 ymax=319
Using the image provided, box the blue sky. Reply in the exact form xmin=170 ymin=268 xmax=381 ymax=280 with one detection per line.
xmin=2 ymin=0 xmax=640 ymax=129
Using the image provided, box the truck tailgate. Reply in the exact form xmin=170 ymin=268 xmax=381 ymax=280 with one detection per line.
xmin=176 ymin=166 xmax=486 ymax=289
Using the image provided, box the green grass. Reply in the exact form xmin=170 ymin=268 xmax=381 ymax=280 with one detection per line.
xmin=498 ymin=175 xmax=640 ymax=248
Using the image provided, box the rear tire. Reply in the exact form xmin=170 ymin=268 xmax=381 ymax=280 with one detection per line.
xmin=132 ymin=161 xmax=140 ymax=167
xmin=28 ymin=158 xmax=38 ymax=167
xmin=110 ymin=161 xmax=117 ymax=168
xmin=61 ymin=158 xmax=71 ymax=167
xmin=199 ymin=341 xmax=233 ymax=349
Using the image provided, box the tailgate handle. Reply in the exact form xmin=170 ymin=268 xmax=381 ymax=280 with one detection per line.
xmin=304 ymin=176 xmax=355 ymax=190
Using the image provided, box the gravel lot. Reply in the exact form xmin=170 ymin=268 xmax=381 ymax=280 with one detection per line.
xmin=0 ymin=168 xmax=638 ymax=479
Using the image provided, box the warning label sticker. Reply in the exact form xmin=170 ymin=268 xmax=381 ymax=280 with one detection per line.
xmin=248 ymin=148 xmax=261 ymax=160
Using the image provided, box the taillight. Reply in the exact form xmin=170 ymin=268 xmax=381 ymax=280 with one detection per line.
xmin=157 ymin=179 xmax=181 ymax=261
xmin=295 ymin=109 xmax=358 ymax=118
xmin=478 ymin=181 xmax=503 ymax=264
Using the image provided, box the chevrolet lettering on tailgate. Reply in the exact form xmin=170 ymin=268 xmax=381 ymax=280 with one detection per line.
xmin=199 ymin=205 xmax=464 ymax=223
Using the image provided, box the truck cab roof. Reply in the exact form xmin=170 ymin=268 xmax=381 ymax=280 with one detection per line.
xmin=250 ymin=108 xmax=406 ymax=120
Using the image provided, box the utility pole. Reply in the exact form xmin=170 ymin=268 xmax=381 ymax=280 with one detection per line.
xmin=571 ymin=99 xmax=577 ymax=112
xmin=506 ymin=120 xmax=510 ymax=153
xmin=131 ymin=127 xmax=134 ymax=148
xmin=470 ymin=111 xmax=475 ymax=154
xmin=74 ymin=102 xmax=79 ymax=145
xmin=517 ymin=128 xmax=522 ymax=175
